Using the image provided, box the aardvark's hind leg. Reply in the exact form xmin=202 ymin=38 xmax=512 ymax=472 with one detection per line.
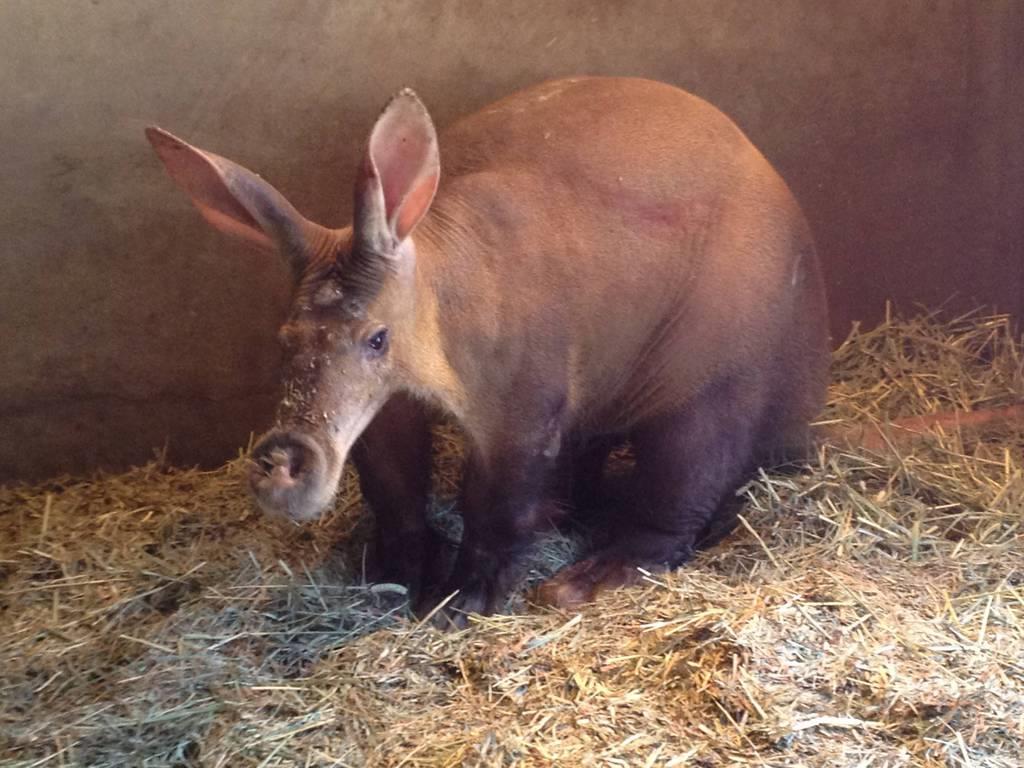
xmin=536 ymin=376 xmax=762 ymax=609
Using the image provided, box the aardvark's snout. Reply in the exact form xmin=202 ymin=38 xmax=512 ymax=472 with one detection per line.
xmin=248 ymin=429 xmax=338 ymax=522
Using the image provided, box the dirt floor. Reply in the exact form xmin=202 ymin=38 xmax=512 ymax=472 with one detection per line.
xmin=2 ymin=310 xmax=1023 ymax=767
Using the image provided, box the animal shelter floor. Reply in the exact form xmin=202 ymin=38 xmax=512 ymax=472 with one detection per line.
xmin=2 ymin=311 xmax=1023 ymax=767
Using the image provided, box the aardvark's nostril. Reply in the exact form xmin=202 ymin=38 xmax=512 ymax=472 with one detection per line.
xmin=257 ymin=446 xmax=303 ymax=480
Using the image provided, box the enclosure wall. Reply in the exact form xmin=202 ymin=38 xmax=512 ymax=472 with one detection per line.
xmin=2 ymin=0 xmax=1022 ymax=480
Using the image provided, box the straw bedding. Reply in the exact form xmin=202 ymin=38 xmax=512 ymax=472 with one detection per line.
xmin=2 ymin=309 xmax=1022 ymax=767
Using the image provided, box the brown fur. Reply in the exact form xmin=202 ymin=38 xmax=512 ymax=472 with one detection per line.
xmin=147 ymin=77 xmax=831 ymax=627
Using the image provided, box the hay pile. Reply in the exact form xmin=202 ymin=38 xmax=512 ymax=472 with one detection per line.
xmin=2 ymin=310 xmax=1022 ymax=767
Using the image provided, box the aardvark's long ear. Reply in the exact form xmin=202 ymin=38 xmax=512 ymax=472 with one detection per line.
xmin=353 ymin=88 xmax=440 ymax=255
xmin=146 ymin=126 xmax=324 ymax=273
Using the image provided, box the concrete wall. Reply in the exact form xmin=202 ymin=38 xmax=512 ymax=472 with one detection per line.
xmin=2 ymin=0 xmax=1022 ymax=480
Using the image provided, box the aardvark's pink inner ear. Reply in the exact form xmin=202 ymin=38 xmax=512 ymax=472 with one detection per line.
xmin=361 ymin=89 xmax=440 ymax=243
xmin=144 ymin=126 xmax=274 ymax=249
xmin=146 ymin=126 xmax=287 ymax=253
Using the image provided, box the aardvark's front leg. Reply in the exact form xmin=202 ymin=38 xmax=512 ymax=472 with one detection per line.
xmin=419 ymin=407 xmax=565 ymax=628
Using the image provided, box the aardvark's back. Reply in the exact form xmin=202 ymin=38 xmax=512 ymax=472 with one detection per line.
xmin=423 ymin=76 xmax=829 ymax=436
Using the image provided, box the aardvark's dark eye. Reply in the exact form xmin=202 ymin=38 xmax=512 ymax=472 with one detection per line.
xmin=366 ymin=328 xmax=389 ymax=355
